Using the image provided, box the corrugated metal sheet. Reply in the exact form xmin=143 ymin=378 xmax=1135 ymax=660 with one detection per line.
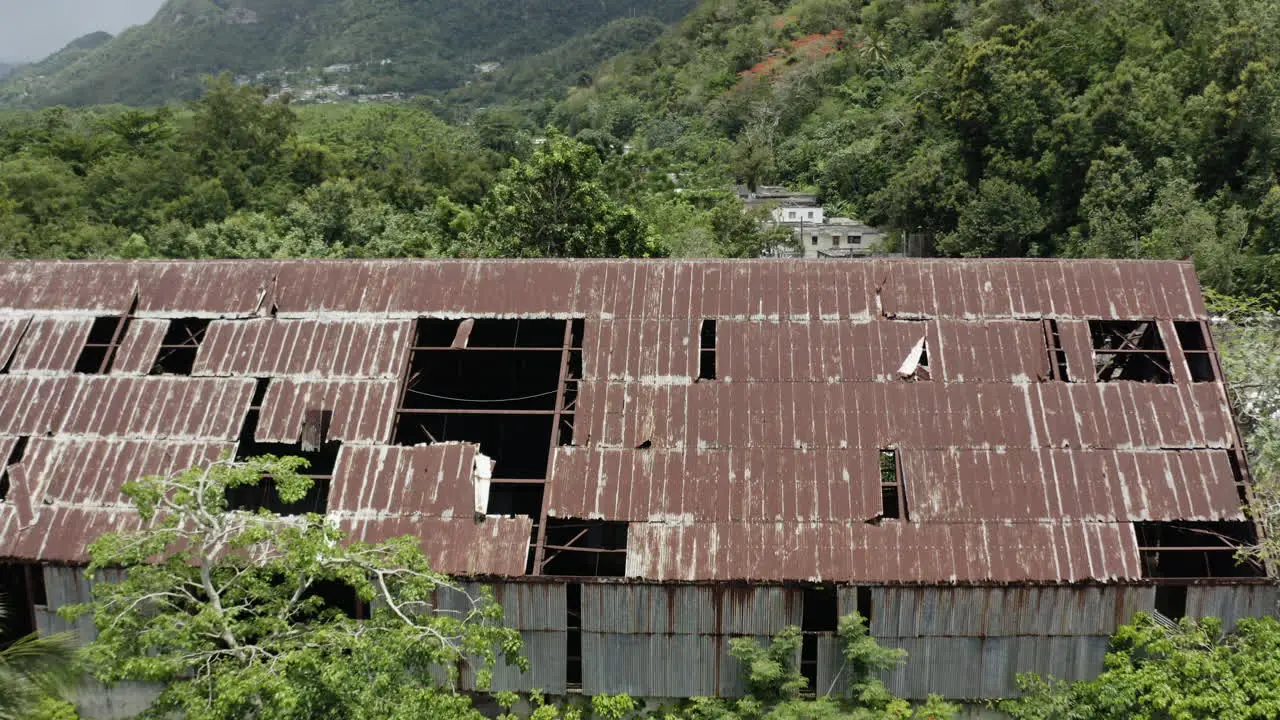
xmin=571 ymin=381 xmax=1227 ymax=453
xmin=257 ymin=379 xmax=398 ymax=444
xmin=3 ymin=507 xmax=142 ymax=562
xmin=0 ymin=376 xmax=253 ymax=439
xmin=336 ymin=516 xmax=530 ymax=576
xmin=866 ymin=586 xmax=1155 ymax=637
xmin=9 ymin=316 xmax=93 ymax=374
xmin=876 ymin=635 xmax=1110 ymax=699
xmin=194 ymin=318 xmax=410 ymax=378
xmin=627 ymin=522 xmax=1143 ymax=583
xmin=435 ymin=582 xmax=567 ymax=693
xmin=549 ymin=448 xmax=881 ymax=522
xmin=582 ymin=632 xmax=767 ymax=697
xmin=1186 ymin=585 xmax=1280 ymax=630
xmin=903 ymin=449 xmax=1243 ymax=522
xmin=584 ymin=318 xmax=700 ymax=381
xmin=0 ymin=261 xmax=277 ymax=315
xmin=110 ymin=319 xmax=168 ymax=375
xmin=438 ymin=582 xmax=566 ymax=631
xmin=581 ymin=584 xmax=802 ymax=635
xmin=329 ymin=443 xmax=478 ymax=517
xmin=13 ymin=437 xmax=231 ymax=506
xmin=36 ymin=565 xmax=128 ymax=644
xmin=0 ymin=258 xmax=1254 ymax=588
xmin=936 ymin=320 xmax=1052 ymax=382
xmin=0 ymin=315 xmax=31 ymax=366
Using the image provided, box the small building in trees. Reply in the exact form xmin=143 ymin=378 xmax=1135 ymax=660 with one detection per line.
xmin=0 ymin=259 xmax=1273 ymax=715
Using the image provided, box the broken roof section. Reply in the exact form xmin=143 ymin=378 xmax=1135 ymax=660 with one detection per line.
xmin=0 ymin=259 xmax=1255 ymax=584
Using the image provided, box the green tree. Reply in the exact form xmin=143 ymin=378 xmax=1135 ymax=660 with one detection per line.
xmin=999 ymin=615 xmax=1280 ymax=720
xmin=67 ymin=456 xmax=523 ymax=720
xmin=464 ymin=133 xmax=655 ymax=257
xmin=0 ymin=596 xmax=77 ymax=720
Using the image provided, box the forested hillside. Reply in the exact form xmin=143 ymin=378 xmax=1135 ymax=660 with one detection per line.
xmin=0 ymin=0 xmax=697 ymax=108
xmin=553 ymin=0 xmax=1280 ymax=297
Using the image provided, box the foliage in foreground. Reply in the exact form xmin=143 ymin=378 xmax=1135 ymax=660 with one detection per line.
xmin=999 ymin=614 xmax=1280 ymax=720
xmin=1208 ymin=290 xmax=1280 ymax=566
xmin=68 ymin=456 xmax=522 ymax=720
xmin=0 ymin=596 xmax=78 ymax=720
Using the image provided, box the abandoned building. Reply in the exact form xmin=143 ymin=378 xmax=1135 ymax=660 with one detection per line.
xmin=0 ymin=259 xmax=1275 ymax=716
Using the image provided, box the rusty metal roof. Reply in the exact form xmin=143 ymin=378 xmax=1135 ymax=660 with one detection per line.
xmin=0 ymin=259 xmax=1248 ymax=583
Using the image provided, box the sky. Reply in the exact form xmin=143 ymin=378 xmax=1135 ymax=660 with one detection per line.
xmin=0 ymin=0 xmax=166 ymax=62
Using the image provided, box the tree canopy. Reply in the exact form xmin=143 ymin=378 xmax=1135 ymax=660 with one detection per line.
xmin=67 ymin=455 xmax=522 ymax=720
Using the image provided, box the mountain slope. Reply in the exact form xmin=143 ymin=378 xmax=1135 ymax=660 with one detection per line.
xmin=0 ymin=0 xmax=697 ymax=108
xmin=553 ymin=0 xmax=1280 ymax=295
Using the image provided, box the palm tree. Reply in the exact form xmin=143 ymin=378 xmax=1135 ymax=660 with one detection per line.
xmin=0 ymin=593 xmax=77 ymax=720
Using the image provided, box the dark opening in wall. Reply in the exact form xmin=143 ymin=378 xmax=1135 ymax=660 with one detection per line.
xmin=1090 ymin=320 xmax=1173 ymax=383
xmin=231 ymin=391 xmax=336 ymax=515
xmin=1136 ymin=521 xmax=1264 ymax=579
xmin=299 ymin=579 xmax=361 ymax=620
xmin=1154 ymin=585 xmax=1188 ymax=620
xmin=395 ymin=413 xmax=554 ymax=479
xmin=486 ymin=483 xmax=545 ymax=517
xmin=396 ymin=318 xmax=584 ymax=480
xmin=566 ymin=583 xmax=583 ymax=690
xmin=879 ymin=450 xmax=905 ymax=520
xmin=856 ymin=586 xmax=873 ymax=625
xmin=77 ymin=315 xmax=131 ymax=374
xmin=0 ymin=564 xmax=42 ymax=647
xmin=699 ymin=319 xmax=717 ymax=380
xmin=401 ymin=350 xmax=563 ymax=412
xmin=1174 ymin=321 xmax=1216 ymax=382
xmin=540 ymin=519 xmax=628 ymax=577
xmin=1043 ymin=319 xmax=1070 ymax=381
xmin=801 ymin=585 xmax=838 ymax=692
xmin=0 ymin=436 xmax=29 ymax=502
xmin=150 ymin=318 xmax=212 ymax=376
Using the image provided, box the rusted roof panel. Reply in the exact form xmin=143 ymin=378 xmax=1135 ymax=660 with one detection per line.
xmin=194 ymin=318 xmax=410 ymax=378
xmin=9 ymin=316 xmax=93 ymax=374
xmin=549 ymin=447 xmax=881 ymax=522
xmin=257 ymin=379 xmax=398 ymax=444
xmin=0 ymin=259 xmax=1208 ymax=320
xmin=903 ymin=449 xmax=1245 ymax=522
xmin=626 ymin=521 xmax=1143 ymax=583
xmin=14 ymin=437 xmax=232 ymax=507
xmin=0 ymin=376 xmax=252 ymax=439
xmin=337 ymin=516 xmax=530 ymax=576
xmin=110 ymin=319 xmax=168 ymax=375
xmin=0 ymin=315 xmax=31 ymax=367
xmin=0 ymin=377 xmax=78 ymax=436
xmin=1 ymin=507 xmax=142 ymax=563
xmin=329 ymin=443 xmax=477 ymax=516
xmin=937 ymin=320 xmax=1050 ymax=382
xmin=583 ymin=319 xmax=700 ymax=381
xmin=0 ymin=259 xmax=1249 ymax=585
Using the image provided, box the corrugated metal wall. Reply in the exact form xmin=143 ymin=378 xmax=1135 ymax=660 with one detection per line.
xmin=436 ymin=582 xmax=567 ymax=694
xmin=822 ymin=586 xmax=1157 ymax=700
xmin=580 ymin=584 xmax=803 ymax=697
xmin=1186 ymin=585 xmax=1280 ymax=631
xmin=36 ymin=566 xmax=127 ymax=644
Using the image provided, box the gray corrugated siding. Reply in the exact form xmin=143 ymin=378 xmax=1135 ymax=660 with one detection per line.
xmin=877 ymin=636 xmax=1110 ymax=699
xmin=582 ymin=584 xmax=802 ymax=635
xmin=36 ymin=566 xmax=127 ymax=644
xmin=582 ymin=633 xmax=779 ymax=697
xmin=867 ymin=586 xmax=1155 ymax=637
xmin=580 ymin=585 xmax=803 ymax=697
xmin=436 ymin=582 xmax=566 ymax=693
xmin=1185 ymin=585 xmax=1280 ymax=630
